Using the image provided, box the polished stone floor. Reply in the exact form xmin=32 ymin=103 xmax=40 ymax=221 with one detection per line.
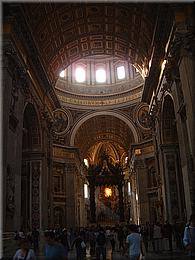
xmin=67 ymin=245 xmax=188 ymax=260
xmin=2 ymin=239 xmax=188 ymax=259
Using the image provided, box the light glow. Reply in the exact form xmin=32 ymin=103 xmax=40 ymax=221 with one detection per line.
xmin=117 ymin=66 xmax=125 ymax=79
xmin=75 ymin=67 xmax=86 ymax=83
xmin=104 ymin=187 xmax=112 ymax=198
xmin=161 ymin=59 xmax=167 ymax=71
xmin=84 ymin=184 xmax=89 ymax=199
xmin=84 ymin=159 xmax=89 ymax=168
xmin=128 ymin=182 xmax=131 ymax=195
xmin=125 ymin=156 xmax=128 ymax=164
xmin=96 ymin=69 xmax=106 ymax=83
xmin=59 ymin=70 xmax=65 ymax=78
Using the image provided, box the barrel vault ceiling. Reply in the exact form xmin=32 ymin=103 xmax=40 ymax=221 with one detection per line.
xmin=21 ymin=3 xmax=158 ymax=85
xmin=74 ymin=115 xmax=134 ymax=162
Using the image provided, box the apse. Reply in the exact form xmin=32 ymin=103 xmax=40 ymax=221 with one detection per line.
xmin=74 ymin=114 xmax=135 ymax=164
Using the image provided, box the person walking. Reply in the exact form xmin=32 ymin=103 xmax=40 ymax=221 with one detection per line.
xmin=183 ymin=214 xmax=195 ymax=259
xmin=71 ymin=232 xmax=86 ymax=260
xmin=44 ymin=230 xmax=67 ymax=260
xmin=95 ymin=228 xmax=107 ymax=260
xmin=31 ymin=228 xmax=40 ymax=253
xmin=126 ymin=224 xmax=145 ymax=260
xmin=59 ymin=228 xmax=70 ymax=260
xmin=162 ymin=221 xmax=173 ymax=251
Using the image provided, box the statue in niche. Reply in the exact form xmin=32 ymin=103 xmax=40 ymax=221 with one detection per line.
xmin=6 ymin=165 xmax=15 ymax=215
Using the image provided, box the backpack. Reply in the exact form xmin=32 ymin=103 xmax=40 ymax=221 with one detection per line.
xmin=96 ymin=232 xmax=106 ymax=246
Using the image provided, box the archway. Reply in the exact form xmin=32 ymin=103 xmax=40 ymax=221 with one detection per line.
xmin=21 ymin=103 xmax=41 ymax=230
xmin=70 ymin=111 xmax=139 ymax=148
xmin=71 ymin=113 xmax=137 ymax=225
xmin=161 ymin=95 xmax=186 ymax=222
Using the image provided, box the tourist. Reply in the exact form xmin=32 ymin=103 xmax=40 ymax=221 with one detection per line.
xmin=31 ymin=227 xmax=40 ymax=252
xmin=89 ymin=227 xmax=96 ymax=257
xmin=126 ymin=224 xmax=145 ymax=260
xmin=96 ymin=228 xmax=107 ymax=260
xmin=59 ymin=228 xmax=70 ymax=260
xmin=110 ymin=228 xmax=116 ymax=252
xmin=71 ymin=231 xmax=86 ymax=260
xmin=44 ymin=230 xmax=67 ymax=260
xmin=117 ymin=226 xmax=125 ymax=253
xmin=183 ymin=214 xmax=195 ymax=259
xmin=162 ymin=220 xmax=173 ymax=251
xmin=13 ymin=238 xmax=36 ymax=260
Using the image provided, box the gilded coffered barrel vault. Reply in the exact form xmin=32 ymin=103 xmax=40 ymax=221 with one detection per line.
xmin=2 ymin=3 xmax=195 ymax=257
xmin=21 ymin=3 xmax=158 ymax=84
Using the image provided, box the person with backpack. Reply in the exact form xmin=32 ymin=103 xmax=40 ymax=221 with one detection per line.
xmin=96 ymin=228 xmax=107 ymax=260
xmin=71 ymin=232 xmax=86 ymax=260
xmin=183 ymin=214 xmax=195 ymax=259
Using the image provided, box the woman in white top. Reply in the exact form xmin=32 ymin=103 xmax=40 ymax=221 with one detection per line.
xmin=13 ymin=238 xmax=36 ymax=260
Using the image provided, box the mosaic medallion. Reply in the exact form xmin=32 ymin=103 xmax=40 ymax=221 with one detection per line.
xmin=53 ymin=109 xmax=70 ymax=135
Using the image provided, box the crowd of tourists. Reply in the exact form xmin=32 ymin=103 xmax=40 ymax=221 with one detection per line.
xmin=12 ymin=214 xmax=195 ymax=259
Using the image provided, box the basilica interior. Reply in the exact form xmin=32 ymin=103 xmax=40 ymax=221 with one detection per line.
xmin=2 ymin=2 xmax=195 ymax=256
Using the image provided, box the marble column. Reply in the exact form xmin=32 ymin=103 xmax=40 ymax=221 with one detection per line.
xmin=65 ymin=163 xmax=77 ymax=228
xmin=134 ymin=159 xmax=150 ymax=224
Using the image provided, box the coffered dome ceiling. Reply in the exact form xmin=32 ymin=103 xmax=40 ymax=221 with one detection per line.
xmin=22 ymin=3 xmax=158 ymax=85
xmin=55 ymin=55 xmax=144 ymax=108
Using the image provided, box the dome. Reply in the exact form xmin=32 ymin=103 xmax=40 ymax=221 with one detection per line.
xmin=55 ymin=55 xmax=145 ymax=109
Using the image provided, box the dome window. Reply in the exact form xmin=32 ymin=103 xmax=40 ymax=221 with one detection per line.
xmin=59 ymin=70 xmax=65 ymax=78
xmin=117 ymin=65 xmax=125 ymax=79
xmin=75 ymin=67 xmax=86 ymax=83
xmin=96 ymin=69 xmax=106 ymax=83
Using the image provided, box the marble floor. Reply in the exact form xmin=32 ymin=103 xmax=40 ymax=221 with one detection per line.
xmin=2 ymin=239 xmax=188 ymax=260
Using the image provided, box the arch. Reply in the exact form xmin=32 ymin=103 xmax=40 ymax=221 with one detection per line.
xmin=22 ymin=102 xmax=42 ymax=151
xmin=161 ymin=94 xmax=178 ymax=144
xmin=70 ymin=111 xmax=139 ymax=146
xmin=160 ymin=94 xmax=186 ymax=222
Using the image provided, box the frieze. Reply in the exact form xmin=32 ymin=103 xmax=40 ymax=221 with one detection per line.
xmin=57 ymin=91 xmax=142 ymax=107
xmin=53 ymin=146 xmax=75 ymax=159
xmin=142 ymin=145 xmax=154 ymax=155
